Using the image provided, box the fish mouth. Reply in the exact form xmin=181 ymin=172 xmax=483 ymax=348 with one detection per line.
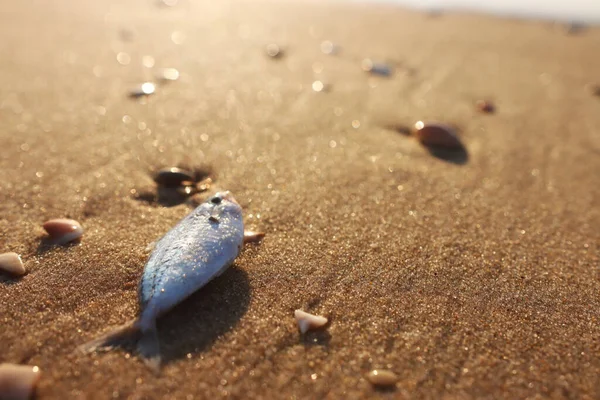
xmin=220 ymin=191 xmax=239 ymax=205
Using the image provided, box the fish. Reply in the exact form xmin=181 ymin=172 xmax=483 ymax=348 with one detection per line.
xmin=79 ymin=191 xmax=246 ymax=372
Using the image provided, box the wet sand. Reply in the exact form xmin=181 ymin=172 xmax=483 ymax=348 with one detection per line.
xmin=0 ymin=0 xmax=599 ymax=398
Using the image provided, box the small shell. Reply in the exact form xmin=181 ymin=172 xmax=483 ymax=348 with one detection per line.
xmin=413 ymin=121 xmax=462 ymax=148
xmin=43 ymin=219 xmax=84 ymax=245
xmin=265 ymin=44 xmax=282 ymax=58
xmin=129 ymin=82 xmax=156 ymax=98
xmin=0 ymin=252 xmax=25 ymax=276
xmin=0 ymin=364 xmax=41 ymax=400
xmin=243 ymin=231 xmax=265 ymax=244
xmin=156 ymin=68 xmax=180 ymax=82
xmin=367 ymin=369 xmax=398 ymax=387
xmin=361 ymin=59 xmax=392 ymax=77
xmin=153 ymin=167 xmax=195 ymax=187
xmin=312 ymin=81 xmax=329 ymax=93
xmin=294 ymin=310 xmax=328 ymax=333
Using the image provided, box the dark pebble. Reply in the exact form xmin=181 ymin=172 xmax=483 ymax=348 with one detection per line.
xmin=413 ymin=121 xmax=462 ymax=148
xmin=476 ymin=100 xmax=495 ymax=113
xmin=154 ymin=167 xmax=195 ymax=187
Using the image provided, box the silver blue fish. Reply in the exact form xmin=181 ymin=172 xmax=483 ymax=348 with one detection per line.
xmin=80 ymin=191 xmax=245 ymax=371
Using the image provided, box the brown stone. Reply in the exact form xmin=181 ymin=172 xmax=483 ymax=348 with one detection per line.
xmin=243 ymin=231 xmax=265 ymax=244
xmin=42 ymin=218 xmax=84 ymax=245
xmin=413 ymin=121 xmax=462 ymax=148
xmin=366 ymin=369 xmax=398 ymax=387
xmin=476 ymin=100 xmax=495 ymax=113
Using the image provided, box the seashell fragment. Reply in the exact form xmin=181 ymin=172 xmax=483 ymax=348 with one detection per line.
xmin=294 ymin=310 xmax=328 ymax=334
xmin=0 ymin=364 xmax=41 ymax=400
xmin=367 ymin=369 xmax=398 ymax=387
xmin=129 ymin=82 xmax=156 ymax=98
xmin=243 ymin=231 xmax=265 ymax=244
xmin=361 ymin=59 xmax=392 ymax=77
xmin=43 ymin=219 xmax=84 ymax=245
xmin=413 ymin=121 xmax=462 ymax=149
xmin=0 ymin=252 xmax=25 ymax=276
xmin=156 ymin=68 xmax=180 ymax=82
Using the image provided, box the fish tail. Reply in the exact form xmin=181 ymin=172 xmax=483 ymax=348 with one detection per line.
xmin=78 ymin=319 xmax=140 ymax=354
xmin=137 ymin=322 xmax=161 ymax=374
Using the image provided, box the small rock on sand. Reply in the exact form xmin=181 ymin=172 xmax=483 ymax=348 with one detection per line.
xmin=366 ymin=369 xmax=398 ymax=387
xmin=153 ymin=167 xmax=195 ymax=187
xmin=0 ymin=252 xmax=25 ymax=276
xmin=129 ymin=82 xmax=156 ymax=98
xmin=156 ymin=68 xmax=180 ymax=81
xmin=0 ymin=364 xmax=41 ymax=400
xmin=43 ymin=218 xmax=84 ymax=245
xmin=476 ymin=100 xmax=495 ymax=113
xmin=243 ymin=231 xmax=265 ymax=244
xmin=361 ymin=59 xmax=392 ymax=77
xmin=413 ymin=121 xmax=462 ymax=149
xmin=265 ymin=44 xmax=282 ymax=59
xmin=294 ymin=309 xmax=328 ymax=333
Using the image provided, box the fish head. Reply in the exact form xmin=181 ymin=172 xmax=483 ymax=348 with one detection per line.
xmin=207 ymin=191 xmax=243 ymax=218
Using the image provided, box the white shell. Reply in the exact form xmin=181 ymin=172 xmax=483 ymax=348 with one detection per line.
xmin=0 ymin=252 xmax=25 ymax=276
xmin=0 ymin=364 xmax=41 ymax=400
xmin=294 ymin=309 xmax=328 ymax=333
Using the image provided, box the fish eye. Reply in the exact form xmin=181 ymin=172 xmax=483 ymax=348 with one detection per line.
xmin=210 ymin=196 xmax=222 ymax=204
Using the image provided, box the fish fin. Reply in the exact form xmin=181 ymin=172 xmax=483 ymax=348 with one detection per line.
xmin=137 ymin=324 xmax=161 ymax=374
xmin=78 ymin=319 xmax=140 ymax=354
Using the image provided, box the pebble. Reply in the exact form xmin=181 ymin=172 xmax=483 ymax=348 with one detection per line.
xmin=367 ymin=369 xmax=398 ymax=387
xmin=265 ymin=44 xmax=282 ymax=59
xmin=294 ymin=310 xmax=328 ymax=334
xmin=0 ymin=364 xmax=41 ymax=400
xmin=243 ymin=231 xmax=265 ymax=244
xmin=0 ymin=252 xmax=25 ymax=276
xmin=43 ymin=218 xmax=84 ymax=245
xmin=320 ymin=40 xmax=338 ymax=55
xmin=413 ymin=121 xmax=462 ymax=148
xmin=156 ymin=68 xmax=180 ymax=82
xmin=196 ymin=177 xmax=213 ymax=192
xmin=129 ymin=82 xmax=156 ymax=98
xmin=476 ymin=100 xmax=495 ymax=113
xmin=312 ymin=80 xmax=329 ymax=93
xmin=153 ymin=167 xmax=195 ymax=187
xmin=361 ymin=59 xmax=392 ymax=77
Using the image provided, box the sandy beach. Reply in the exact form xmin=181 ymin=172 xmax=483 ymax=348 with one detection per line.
xmin=1 ymin=0 xmax=599 ymax=398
